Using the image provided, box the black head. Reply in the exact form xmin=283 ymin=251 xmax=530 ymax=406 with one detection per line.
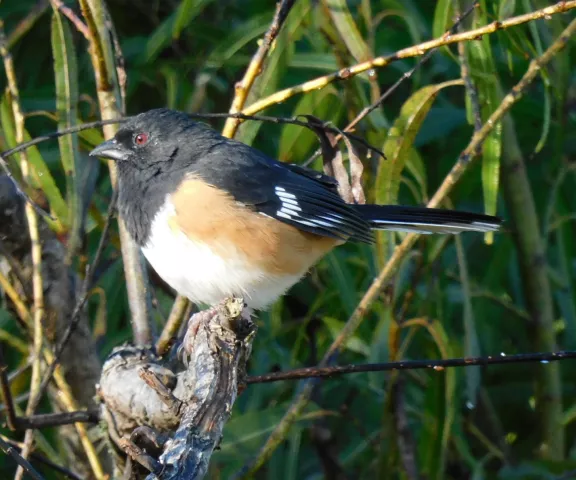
xmin=89 ymin=108 xmax=218 ymax=169
xmin=90 ymin=109 xmax=223 ymax=245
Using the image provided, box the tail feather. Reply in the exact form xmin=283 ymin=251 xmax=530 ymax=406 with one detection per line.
xmin=353 ymin=204 xmax=502 ymax=235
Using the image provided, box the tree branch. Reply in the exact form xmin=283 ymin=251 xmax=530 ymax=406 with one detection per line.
xmin=98 ymin=298 xmax=256 ymax=479
xmin=222 ymin=0 xmax=297 ymax=137
xmin=241 ymin=0 xmax=576 ymax=116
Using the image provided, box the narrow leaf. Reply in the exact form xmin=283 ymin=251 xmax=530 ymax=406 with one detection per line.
xmin=173 ymin=0 xmax=213 ymax=39
xmin=466 ymin=6 xmax=502 ymax=243
xmin=455 ymin=236 xmax=481 ymax=408
xmin=143 ymin=0 xmax=213 ymax=63
xmin=51 ymin=9 xmax=83 ymax=259
xmin=374 ymin=80 xmax=463 ymax=261
xmin=376 ymin=80 xmax=463 ymax=207
xmin=0 ymin=94 xmax=67 ymax=232
xmin=432 ymin=0 xmax=453 ymax=42
xmin=324 ymin=0 xmax=371 ymax=63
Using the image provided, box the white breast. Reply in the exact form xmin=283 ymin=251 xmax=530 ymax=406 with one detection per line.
xmin=141 ymin=201 xmax=303 ymax=310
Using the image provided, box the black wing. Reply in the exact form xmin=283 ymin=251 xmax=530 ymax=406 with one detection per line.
xmin=194 ymin=140 xmax=374 ymax=243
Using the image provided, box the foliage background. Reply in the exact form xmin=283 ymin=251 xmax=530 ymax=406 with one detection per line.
xmin=0 ymin=0 xmax=575 ymax=478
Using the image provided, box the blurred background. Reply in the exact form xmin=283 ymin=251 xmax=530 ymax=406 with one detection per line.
xmin=0 ymin=0 xmax=576 ymax=478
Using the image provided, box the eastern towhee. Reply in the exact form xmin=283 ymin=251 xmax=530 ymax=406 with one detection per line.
xmin=90 ymin=109 xmax=501 ymax=310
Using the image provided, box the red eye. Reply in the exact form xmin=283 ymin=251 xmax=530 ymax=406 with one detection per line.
xmin=134 ymin=133 xmax=149 ymax=146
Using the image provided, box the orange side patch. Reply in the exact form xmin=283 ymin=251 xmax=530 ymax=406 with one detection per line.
xmin=169 ymin=176 xmax=341 ymax=275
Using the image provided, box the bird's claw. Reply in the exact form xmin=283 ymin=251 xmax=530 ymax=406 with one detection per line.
xmin=178 ymin=306 xmax=219 ymax=366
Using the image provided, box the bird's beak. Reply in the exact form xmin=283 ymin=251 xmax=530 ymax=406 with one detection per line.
xmin=89 ymin=138 xmax=131 ymax=161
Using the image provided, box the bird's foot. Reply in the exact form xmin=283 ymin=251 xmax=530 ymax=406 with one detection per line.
xmin=177 ymin=299 xmax=254 ymax=366
xmin=177 ymin=306 xmax=219 ymax=366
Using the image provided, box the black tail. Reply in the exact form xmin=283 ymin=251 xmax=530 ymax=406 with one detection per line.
xmin=353 ymin=204 xmax=502 ymax=234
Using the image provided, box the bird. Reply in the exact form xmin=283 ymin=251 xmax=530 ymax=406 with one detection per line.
xmin=90 ymin=108 xmax=501 ymax=311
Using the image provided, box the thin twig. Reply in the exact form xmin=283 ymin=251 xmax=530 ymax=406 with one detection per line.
xmin=0 ymin=116 xmax=123 ymax=220
xmin=303 ymin=1 xmax=478 ymax=167
xmin=0 ymin=21 xmax=45 ymax=477
xmin=0 ymin=344 xmax=19 ymax=431
xmin=223 ymin=0 xmax=297 ymax=137
xmin=6 ymin=0 xmax=49 ymax=50
xmin=50 ymin=0 xmax=90 ymax=39
xmin=14 ymin=410 xmax=99 ymax=429
xmin=246 ymin=350 xmax=576 ymax=384
xmin=0 ymin=435 xmax=82 ymax=480
xmin=455 ymin=0 xmax=483 ymax=132
xmin=34 ymin=189 xmax=117 ymax=407
xmin=139 ymin=367 xmax=183 ymax=417
xmin=0 ymin=436 xmax=44 ymax=480
xmin=119 ymin=438 xmax=162 ymax=475
xmin=241 ymin=0 xmax=576 ymax=116
xmin=236 ymin=14 xmax=576 ymax=478
xmin=0 ymin=118 xmax=125 ymax=159
xmin=200 ymin=112 xmax=383 ymax=157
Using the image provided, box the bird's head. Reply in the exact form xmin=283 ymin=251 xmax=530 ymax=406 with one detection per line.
xmin=89 ymin=108 xmax=214 ymax=169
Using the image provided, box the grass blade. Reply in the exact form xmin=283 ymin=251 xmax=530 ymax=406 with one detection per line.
xmin=0 ymin=94 xmax=67 ymax=233
xmin=324 ymin=0 xmax=371 ymax=63
xmin=374 ymin=79 xmax=463 ymax=262
xmin=51 ymin=8 xmax=82 ymax=261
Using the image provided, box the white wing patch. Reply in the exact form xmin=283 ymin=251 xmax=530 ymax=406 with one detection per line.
xmin=274 ymin=185 xmax=347 ymax=232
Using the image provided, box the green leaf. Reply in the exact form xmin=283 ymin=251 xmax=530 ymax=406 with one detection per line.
xmin=499 ymin=0 xmax=517 ymax=19
xmin=324 ymin=0 xmax=371 ymax=63
xmin=51 ymin=9 xmax=82 ymax=258
xmin=374 ymin=80 xmax=462 ymax=261
xmin=236 ymin=0 xmax=311 ymax=145
xmin=143 ymin=0 xmax=213 ymax=63
xmin=0 ymin=94 xmax=67 ymax=232
xmin=405 ymin=147 xmax=428 ymax=202
xmin=455 ymin=236 xmax=481 ymax=408
xmin=376 ymin=80 xmax=462 ymax=208
xmin=204 ymin=13 xmax=273 ymax=69
xmin=325 ymin=250 xmax=358 ymax=317
xmin=466 ymin=6 xmax=502 ymax=243
xmin=173 ymin=0 xmax=213 ymax=39
xmin=213 ymin=404 xmax=317 ymax=477
xmin=432 ymin=0 xmax=453 ymax=42
xmin=322 ymin=316 xmax=370 ymax=356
